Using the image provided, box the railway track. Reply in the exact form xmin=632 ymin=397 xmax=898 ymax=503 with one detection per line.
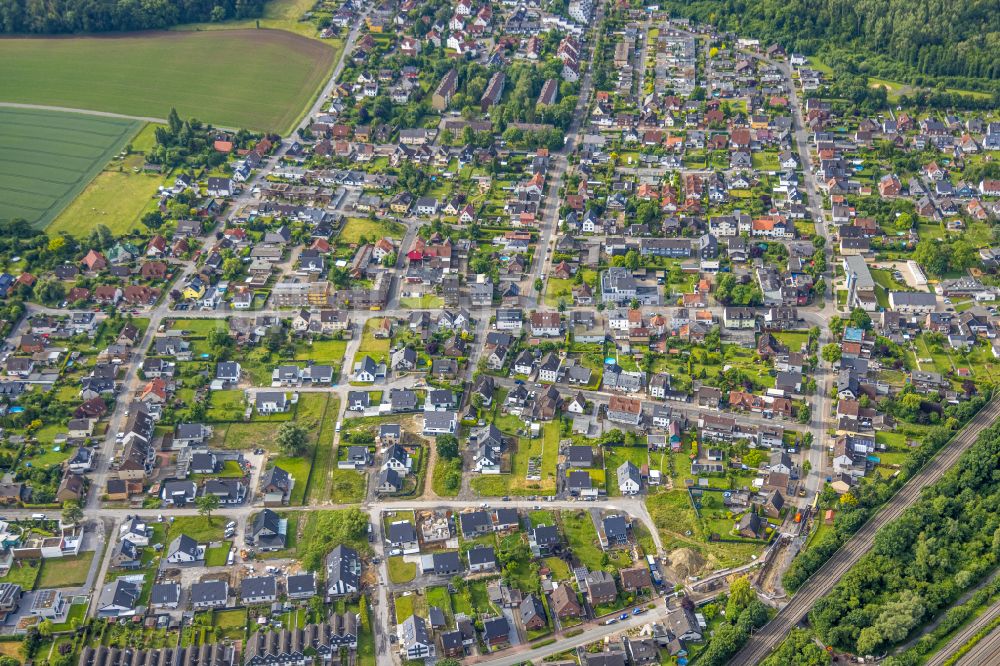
xmin=730 ymin=398 xmax=1000 ymax=665
xmin=925 ymin=599 xmax=1000 ymax=666
xmin=952 ymin=622 xmax=1000 ymax=665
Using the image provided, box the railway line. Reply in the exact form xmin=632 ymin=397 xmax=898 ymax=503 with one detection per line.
xmin=925 ymin=599 xmax=1000 ymax=666
xmin=730 ymin=397 xmax=1000 ymax=664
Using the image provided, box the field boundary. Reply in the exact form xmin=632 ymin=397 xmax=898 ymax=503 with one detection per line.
xmin=0 ymin=102 xmax=166 ymax=124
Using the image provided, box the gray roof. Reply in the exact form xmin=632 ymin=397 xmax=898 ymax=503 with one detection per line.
xmin=520 ymin=594 xmax=546 ymax=624
xmin=388 ymin=521 xmax=417 ymax=544
xmin=326 ymin=544 xmax=360 ymax=591
xmin=251 ymin=509 xmax=282 ymax=539
xmin=617 ymin=461 xmax=641 ymax=487
xmin=241 ymin=575 xmax=277 ymax=600
xmin=423 ymin=411 xmax=456 ymax=429
xmin=567 ymin=445 xmax=594 ymax=466
xmin=377 ymin=468 xmax=401 ymax=491
xmin=482 ymin=616 xmax=509 ymax=640
xmin=167 ymin=534 xmax=200 ymax=559
xmin=150 ymin=583 xmax=180 ymax=606
xmin=603 ymin=515 xmax=630 ymax=540
xmin=568 ymin=470 xmax=592 ymax=490
xmin=399 ymin=615 xmax=431 ymax=647
xmin=286 ymin=573 xmax=316 ymax=597
xmin=459 ymin=511 xmax=491 ymax=535
xmin=190 ymin=580 xmax=228 ymax=604
xmin=261 ymin=466 xmax=291 ymax=491
xmin=468 ymin=545 xmax=496 ymax=566
xmin=99 ymin=579 xmax=140 ymax=611
xmin=433 ymin=551 xmax=462 ymax=573
xmin=532 ymin=525 xmax=560 ymax=545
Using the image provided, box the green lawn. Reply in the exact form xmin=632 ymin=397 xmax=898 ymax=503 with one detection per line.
xmin=49 ymin=603 xmax=87 ymax=632
xmin=544 ymin=278 xmax=574 ymax=307
xmin=210 ymin=608 xmax=248 ymax=640
xmin=355 ymin=318 xmax=391 ymax=366
xmin=328 ymin=468 xmax=368 ymax=503
xmin=772 ymin=331 xmax=810 ymax=353
xmin=37 ymin=552 xmax=94 ymax=588
xmin=388 ymin=556 xmax=416 ymax=584
xmin=0 ymin=29 xmax=338 ymax=133
xmin=167 ymin=516 xmax=225 ymax=544
xmin=339 ymin=217 xmax=406 ymax=244
xmin=271 ymin=393 xmax=330 ymax=505
xmin=204 ymin=542 xmax=232 ymax=566
xmin=168 ymin=319 xmax=229 ymax=336
xmin=0 ymin=107 xmax=140 ymax=229
xmin=0 ymin=561 xmax=40 ymax=590
xmin=47 ymin=168 xmax=162 ymax=238
xmin=560 ymin=510 xmax=630 ymax=571
xmin=295 ymin=339 xmax=348 ymax=363
xmin=432 ymin=456 xmax=463 ymax=497
xmin=394 ymin=592 xmax=427 ymax=623
xmin=222 ymin=422 xmax=283 ymax=450
xmin=206 ymin=390 xmax=246 ymax=422
xmin=398 ymin=295 xmax=445 ymax=309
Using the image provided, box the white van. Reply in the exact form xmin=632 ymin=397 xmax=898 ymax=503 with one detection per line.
xmin=31 ymin=513 xmax=46 ymax=520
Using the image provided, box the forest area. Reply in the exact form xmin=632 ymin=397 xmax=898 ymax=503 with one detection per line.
xmin=667 ymin=0 xmax=1000 ymax=91
xmin=0 ymin=0 xmax=267 ymax=34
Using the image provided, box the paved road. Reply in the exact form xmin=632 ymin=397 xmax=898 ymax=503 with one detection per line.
xmin=470 ymin=605 xmax=670 ymax=666
xmin=729 ymin=397 xmax=1000 ymax=664
xmin=925 ymin=598 xmax=1000 ymax=666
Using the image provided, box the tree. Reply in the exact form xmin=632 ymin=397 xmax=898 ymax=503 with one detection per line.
xmin=761 ymin=629 xmax=830 ymax=666
xmin=88 ymin=224 xmax=114 ymax=249
xmin=821 ymin=343 xmax=842 ymax=364
xmin=61 ymin=501 xmax=83 ymax=527
xmin=533 ymin=278 xmax=543 ymax=293
xmin=196 ymin=494 xmax=220 ymax=522
xmin=726 ymin=576 xmax=756 ymax=620
xmin=277 ymin=422 xmax=309 ymax=455
xmin=34 ymin=278 xmax=65 ymax=306
xmin=208 ymin=326 xmax=234 ymax=361
xmin=141 ymin=211 xmax=164 ymax=229
xmin=848 ymin=308 xmax=872 ymax=331
xmin=222 ymin=257 xmax=242 ymax=280
xmin=436 ymin=434 xmax=459 ymax=459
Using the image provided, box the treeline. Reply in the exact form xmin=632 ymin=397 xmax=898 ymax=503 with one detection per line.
xmin=806 ymin=415 xmax=1000 ymax=657
xmin=0 ymin=0 xmax=266 ymax=34
xmin=667 ymin=0 xmax=1000 ymax=88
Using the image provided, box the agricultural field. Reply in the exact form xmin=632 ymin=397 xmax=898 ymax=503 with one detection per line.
xmin=0 ymin=29 xmax=337 ymax=133
xmin=0 ymin=108 xmax=140 ymax=228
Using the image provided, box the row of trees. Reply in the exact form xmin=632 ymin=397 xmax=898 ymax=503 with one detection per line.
xmin=0 ymin=0 xmax=266 ymax=34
